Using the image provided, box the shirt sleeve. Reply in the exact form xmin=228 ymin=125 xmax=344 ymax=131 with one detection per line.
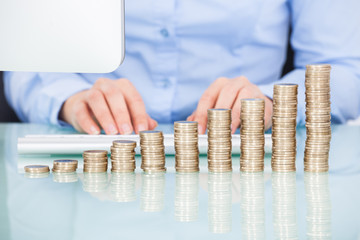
xmin=4 ymin=72 xmax=92 ymax=126
xmin=259 ymin=0 xmax=360 ymax=125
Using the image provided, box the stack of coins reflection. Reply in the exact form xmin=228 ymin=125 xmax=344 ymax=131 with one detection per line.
xmin=141 ymin=172 xmax=165 ymax=212
xmin=82 ymin=172 xmax=109 ymax=192
xmin=53 ymin=172 xmax=78 ymax=183
xmin=207 ymin=109 xmax=232 ymax=172
xmin=140 ymin=131 xmax=166 ymax=172
xmin=174 ymin=121 xmax=199 ymax=172
xmin=304 ymin=64 xmax=332 ymax=172
xmin=83 ymin=150 xmax=108 ymax=173
xmin=240 ymin=172 xmax=265 ymax=239
xmin=208 ymin=172 xmax=232 ymax=233
xmin=110 ymin=172 xmax=136 ymax=202
xmin=271 ymin=84 xmax=298 ymax=172
xmin=272 ymin=172 xmax=298 ymax=239
xmin=240 ymin=99 xmax=265 ymax=172
xmin=52 ymin=159 xmax=78 ymax=173
xmin=24 ymin=165 xmax=50 ymax=178
xmin=111 ymin=140 xmax=137 ymax=173
xmin=175 ymin=172 xmax=199 ymax=222
xmin=304 ymin=172 xmax=331 ymax=239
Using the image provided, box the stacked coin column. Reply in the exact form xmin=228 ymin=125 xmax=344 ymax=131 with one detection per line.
xmin=207 ymin=109 xmax=232 ymax=172
xmin=240 ymin=99 xmax=265 ymax=172
xmin=140 ymin=130 xmax=166 ymax=172
xmin=271 ymin=84 xmax=298 ymax=172
xmin=174 ymin=121 xmax=199 ymax=172
xmin=83 ymin=150 xmax=108 ymax=173
xmin=304 ymin=64 xmax=332 ymax=172
xmin=111 ymin=140 xmax=137 ymax=173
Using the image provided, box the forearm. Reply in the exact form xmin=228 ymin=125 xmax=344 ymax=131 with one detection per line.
xmin=4 ymin=72 xmax=92 ymax=125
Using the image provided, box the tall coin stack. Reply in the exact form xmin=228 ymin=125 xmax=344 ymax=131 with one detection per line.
xmin=207 ymin=109 xmax=232 ymax=172
xmin=304 ymin=64 xmax=331 ymax=172
xmin=271 ymin=84 xmax=298 ymax=172
xmin=111 ymin=140 xmax=137 ymax=173
xmin=240 ymin=99 xmax=265 ymax=172
xmin=83 ymin=150 xmax=108 ymax=173
xmin=140 ymin=130 xmax=166 ymax=172
xmin=174 ymin=121 xmax=199 ymax=172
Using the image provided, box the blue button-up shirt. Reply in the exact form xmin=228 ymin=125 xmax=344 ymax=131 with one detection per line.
xmin=4 ymin=0 xmax=360 ymax=126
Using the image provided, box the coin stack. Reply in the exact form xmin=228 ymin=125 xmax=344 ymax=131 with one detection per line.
xmin=304 ymin=64 xmax=332 ymax=172
xmin=207 ymin=109 xmax=232 ymax=172
xmin=24 ymin=165 xmax=50 ymax=178
xmin=52 ymin=159 xmax=78 ymax=173
xmin=83 ymin=150 xmax=108 ymax=173
xmin=111 ymin=140 xmax=137 ymax=173
xmin=271 ymin=84 xmax=298 ymax=172
xmin=174 ymin=121 xmax=199 ymax=172
xmin=240 ymin=99 xmax=265 ymax=172
xmin=140 ymin=130 xmax=166 ymax=172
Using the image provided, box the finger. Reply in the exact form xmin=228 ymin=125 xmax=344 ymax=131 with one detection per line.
xmin=148 ymin=117 xmax=158 ymax=130
xmin=73 ymin=102 xmax=100 ymax=134
xmin=187 ymin=114 xmax=194 ymax=121
xmin=264 ymin=97 xmax=273 ymax=130
xmin=119 ymin=79 xmax=149 ymax=133
xmin=231 ymin=95 xmax=242 ymax=134
xmin=215 ymin=79 xmax=245 ymax=109
xmin=86 ymin=89 xmax=118 ymax=134
xmin=96 ymin=83 xmax=133 ymax=135
xmin=193 ymin=77 xmax=229 ymax=134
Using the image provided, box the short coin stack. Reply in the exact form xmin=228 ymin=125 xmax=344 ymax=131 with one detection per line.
xmin=240 ymin=99 xmax=265 ymax=172
xmin=111 ymin=140 xmax=137 ymax=173
xmin=83 ymin=150 xmax=108 ymax=173
xmin=271 ymin=84 xmax=298 ymax=172
xmin=174 ymin=121 xmax=199 ymax=172
xmin=140 ymin=130 xmax=166 ymax=172
xmin=207 ymin=109 xmax=232 ymax=172
xmin=52 ymin=160 xmax=78 ymax=173
xmin=304 ymin=64 xmax=332 ymax=172
xmin=24 ymin=165 xmax=50 ymax=178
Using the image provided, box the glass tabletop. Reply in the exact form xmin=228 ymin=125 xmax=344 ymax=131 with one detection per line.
xmin=1 ymin=123 xmax=360 ymax=240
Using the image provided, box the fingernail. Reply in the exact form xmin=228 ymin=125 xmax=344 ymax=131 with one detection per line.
xmin=198 ymin=125 xmax=204 ymax=134
xmin=121 ymin=124 xmax=132 ymax=135
xmin=108 ymin=124 xmax=118 ymax=135
xmin=90 ymin=126 xmax=100 ymax=135
xmin=137 ymin=123 xmax=147 ymax=132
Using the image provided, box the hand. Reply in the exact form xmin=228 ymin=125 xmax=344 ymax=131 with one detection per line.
xmin=60 ymin=78 xmax=157 ymax=135
xmin=187 ymin=76 xmax=272 ymax=134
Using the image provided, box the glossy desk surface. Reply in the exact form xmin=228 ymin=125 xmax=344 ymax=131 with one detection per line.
xmin=1 ymin=123 xmax=360 ymax=240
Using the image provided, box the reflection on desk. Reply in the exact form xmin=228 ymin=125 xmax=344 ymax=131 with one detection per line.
xmin=1 ymin=123 xmax=360 ymax=239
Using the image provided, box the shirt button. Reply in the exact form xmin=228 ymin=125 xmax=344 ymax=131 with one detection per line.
xmin=156 ymin=78 xmax=171 ymax=88
xmin=160 ymin=28 xmax=169 ymax=38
